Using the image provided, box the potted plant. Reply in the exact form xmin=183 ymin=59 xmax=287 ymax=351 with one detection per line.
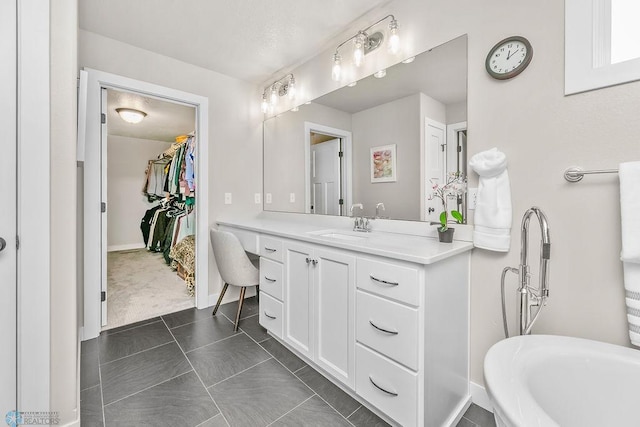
xmin=429 ymin=172 xmax=466 ymax=243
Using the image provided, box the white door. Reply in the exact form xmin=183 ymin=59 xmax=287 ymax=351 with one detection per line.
xmin=310 ymin=139 xmax=341 ymax=215
xmin=0 ymin=0 xmax=17 ymax=414
xmin=424 ymin=118 xmax=446 ymax=222
xmin=314 ymin=247 xmax=356 ymax=388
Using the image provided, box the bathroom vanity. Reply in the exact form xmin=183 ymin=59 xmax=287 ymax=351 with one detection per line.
xmin=218 ymin=214 xmax=473 ymax=426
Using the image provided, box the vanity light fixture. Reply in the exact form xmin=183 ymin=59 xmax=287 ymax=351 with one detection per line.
xmin=261 ymin=73 xmax=297 ymax=113
xmin=116 ymin=108 xmax=147 ymax=124
xmin=373 ymin=69 xmax=387 ymax=78
xmin=331 ymin=14 xmax=400 ymax=81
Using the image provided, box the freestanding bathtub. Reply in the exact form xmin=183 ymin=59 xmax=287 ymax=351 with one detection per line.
xmin=484 ymin=334 xmax=640 ymax=427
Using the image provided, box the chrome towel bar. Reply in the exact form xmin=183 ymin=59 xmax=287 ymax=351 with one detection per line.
xmin=564 ymin=166 xmax=618 ymax=182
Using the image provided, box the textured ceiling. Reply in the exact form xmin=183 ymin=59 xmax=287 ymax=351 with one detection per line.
xmin=107 ymin=89 xmax=196 ymax=142
xmin=79 ymin=0 xmax=388 ymax=83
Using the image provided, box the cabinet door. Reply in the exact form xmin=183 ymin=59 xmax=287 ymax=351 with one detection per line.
xmin=283 ymin=241 xmax=313 ymax=358
xmin=314 ymin=247 xmax=356 ymax=388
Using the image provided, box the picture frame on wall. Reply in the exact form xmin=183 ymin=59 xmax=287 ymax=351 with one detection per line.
xmin=370 ymin=144 xmax=397 ymax=183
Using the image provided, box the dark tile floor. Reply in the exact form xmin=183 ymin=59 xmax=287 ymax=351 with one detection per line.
xmin=81 ymin=296 xmax=495 ymax=427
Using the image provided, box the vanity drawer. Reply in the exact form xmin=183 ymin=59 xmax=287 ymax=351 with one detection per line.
xmin=356 ymin=343 xmax=418 ymax=427
xmin=260 ymin=235 xmax=283 ymax=262
xmin=259 ymin=258 xmax=283 ymax=300
xmin=259 ymin=292 xmax=283 ymax=339
xmin=357 ymin=256 xmax=420 ymax=307
xmin=356 ymin=290 xmax=419 ymax=370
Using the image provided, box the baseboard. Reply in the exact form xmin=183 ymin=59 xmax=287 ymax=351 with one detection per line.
xmin=470 ymin=381 xmax=493 ymax=412
xmin=107 ymin=243 xmax=145 ymax=252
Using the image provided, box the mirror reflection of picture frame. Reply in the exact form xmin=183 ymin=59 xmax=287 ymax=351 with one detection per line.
xmin=370 ymin=144 xmax=397 ymax=183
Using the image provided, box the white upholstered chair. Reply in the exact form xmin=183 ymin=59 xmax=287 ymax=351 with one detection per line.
xmin=210 ymin=229 xmax=260 ymax=331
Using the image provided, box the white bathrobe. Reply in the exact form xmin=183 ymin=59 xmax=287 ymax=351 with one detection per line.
xmin=469 ymin=148 xmax=512 ymax=252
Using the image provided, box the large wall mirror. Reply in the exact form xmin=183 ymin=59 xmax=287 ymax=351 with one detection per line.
xmin=263 ymin=34 xmax=467 ymax=222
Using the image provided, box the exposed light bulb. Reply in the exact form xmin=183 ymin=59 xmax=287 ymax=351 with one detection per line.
xmin=388 ymin=19 xmax=400 ymax=54
xmin=402 ymin=56 xmax=415 ymax=64
xmin=261 ymin=95 xmax=268 ymax=113
xmin=287 ymin=78 xmax=296 ymax=100
xmin=353 ymin=33 xmax=366 ymax=67
xmin=270 ymin=86 xmax=278 ymax=105
xmin=374 ymin=69 xmax=386 ymax=78
xmin=348 ymin=81 xmax=357 ymax=87
xmin=331 ymin=53 xmax=342 ymax=81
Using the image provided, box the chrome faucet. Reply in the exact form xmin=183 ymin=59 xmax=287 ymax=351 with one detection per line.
xmin=350 ymin=203 xmax=371 ymax=232
xmin=375 ymin=203 xmax=385 ymax=218
xmin=350 ymin=203 xmax=363 ymax=216
xmin=501 ymin=207 xmax=551 ymax=337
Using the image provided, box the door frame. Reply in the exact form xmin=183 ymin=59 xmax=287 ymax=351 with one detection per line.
xmin=80 ymin=68 xmax=209 ymax=340
xmin=15 ymin=0 xmax=51 ymax=414
xmin=421 ymin=117 xmax=447 ymax=221
xmin=303 ymin=122 xmax=352 ymax=215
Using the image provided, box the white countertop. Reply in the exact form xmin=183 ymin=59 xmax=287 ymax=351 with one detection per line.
xmin=217 ymin=216 xmax=473 ymax=265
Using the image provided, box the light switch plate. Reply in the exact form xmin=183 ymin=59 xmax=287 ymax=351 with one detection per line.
xmin=224 ymin=193 xmax=232 ymax=205
xmin=289 ymin=193 xmax=295 ymax=203
xmin=266 ymin=193 xmax=272 ymax=204
xmin=468 ymin=188 xmax=478 ymax=210
xmin=254 ymin=193 xmax=261 ymax=204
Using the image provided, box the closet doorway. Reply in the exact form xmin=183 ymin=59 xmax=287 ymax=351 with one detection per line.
xmin=105 ymin=89 xmax=197 ymax=330
xmin=80 ymin=69 xmax=209 ymax=340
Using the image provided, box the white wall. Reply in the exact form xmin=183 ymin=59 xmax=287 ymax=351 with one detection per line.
xmin=107 ymin=136 xmax=172 ymax=250
xmin=352 ymin=93 xmax=424 ymax=220
xmin=446 ymin=101 xmax=467 ymax=124
xmin=264 ymin=102 xmax=352 ymax=212
xmin=263 ymin=0 xmax=640 ymax=387
xmin=51 ymin=0 xmax=78 ymax=424
xmin=79 ymin=30 xmax=263 ymax=301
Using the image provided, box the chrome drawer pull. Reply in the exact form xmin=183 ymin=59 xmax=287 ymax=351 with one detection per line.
xmin=264 ymin=311 xmax=277 ymax=320
xmin=369 ymin=320 xmax=398 ymax=335
xmin=369 ymin=275 xmax=399 ymax=286
xmin=264 ymin=276 xmax=277 ymax=282
xmin=264 ymin=247 xmax=277 ymax=252
xmin=369 ymin=376 xmax=398 ymax=396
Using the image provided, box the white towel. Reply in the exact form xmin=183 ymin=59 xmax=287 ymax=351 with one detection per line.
xmin=620 ymin=161 xmax=640 ymax=263
xmin=620 ymin=161 xmax=640 ymax=346
xmin=624 ymin=262 xmax=640 ymax=347
xmin=469 ymin=148 xmax=512 ymax=252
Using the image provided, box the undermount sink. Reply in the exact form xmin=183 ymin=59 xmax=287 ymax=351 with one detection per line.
xmin=307 ymin=229 xmax=368 ymax=241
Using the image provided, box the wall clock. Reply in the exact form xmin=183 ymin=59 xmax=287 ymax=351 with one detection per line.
xmin=485 ymin=36 xmax=533 ymax=80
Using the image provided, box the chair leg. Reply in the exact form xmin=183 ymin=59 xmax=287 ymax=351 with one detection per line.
xmin=212 ymin=283 xmax=229 ymax=316
xmin=234 ymin=287 xmax=247 ymax=332
xmin=256 ymin=285 xmax=260 ymax=302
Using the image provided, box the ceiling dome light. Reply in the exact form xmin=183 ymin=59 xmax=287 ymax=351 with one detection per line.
xmin=373 ymin=69 xmax=387 ymax=78
xmin=402 ymin=56 xmax=415 ymax=64
xmin=116 ymin=108 xmax=147 ymax=124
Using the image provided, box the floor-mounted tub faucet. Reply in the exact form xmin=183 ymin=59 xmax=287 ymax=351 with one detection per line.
xmin=501 ymin=207 xmax=551 ymax=337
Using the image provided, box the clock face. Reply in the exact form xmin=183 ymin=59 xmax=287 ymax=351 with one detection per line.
xmin=486 ymin=36 xmax=533 ymax=80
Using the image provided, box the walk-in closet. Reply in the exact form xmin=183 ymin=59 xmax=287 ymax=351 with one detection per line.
xmin=105 ymin=89 xmax=197 ymax=329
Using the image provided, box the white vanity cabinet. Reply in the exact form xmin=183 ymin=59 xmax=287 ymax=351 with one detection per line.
xmin=219 ymin=219 xmax=472 ymax=427
xmin=283 ymin=239 xmax=356 ymax=388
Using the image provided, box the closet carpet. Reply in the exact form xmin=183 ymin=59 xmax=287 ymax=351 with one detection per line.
xmin=106 ymin=249 xmax=195 ymax=330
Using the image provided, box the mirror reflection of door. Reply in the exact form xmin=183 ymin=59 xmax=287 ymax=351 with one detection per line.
xmin=310 ymin=134 xmax=342 ymax=216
